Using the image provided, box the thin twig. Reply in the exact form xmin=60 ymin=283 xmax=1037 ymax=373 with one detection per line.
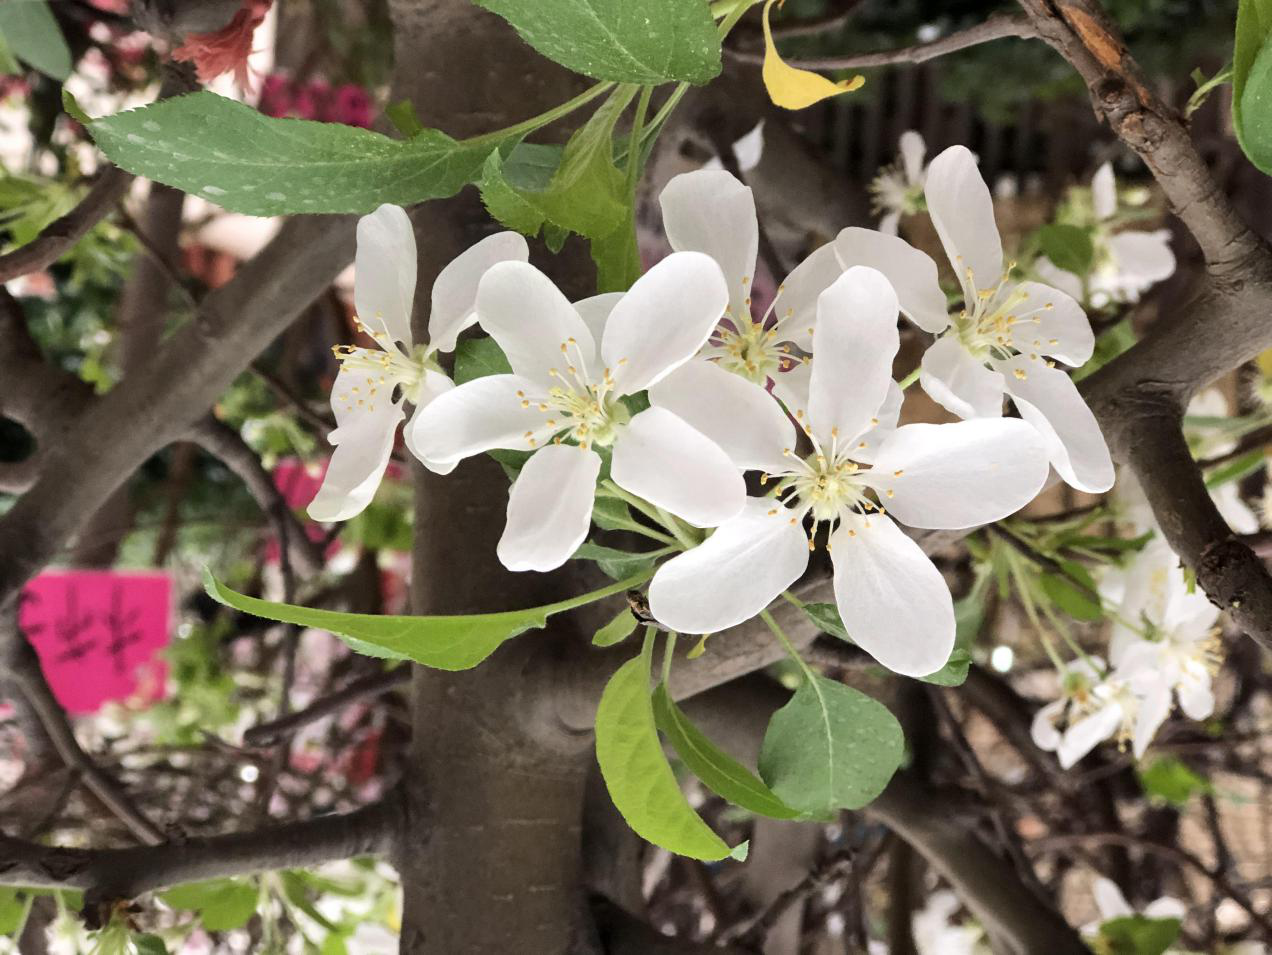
xmin=243 ymin=668 xmax=409 ymax=748
xmin=725 ymin=12 xmax=1037 ymax=69
xmin=719 ymin=848 xmax=855 ymax=946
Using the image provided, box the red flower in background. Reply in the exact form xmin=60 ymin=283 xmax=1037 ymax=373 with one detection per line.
xmin=172 ymin=0 xmax=271 ymax=88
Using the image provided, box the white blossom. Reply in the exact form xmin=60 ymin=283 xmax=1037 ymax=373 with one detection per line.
xmin=870 ymin=130 xmax=927 ymax=235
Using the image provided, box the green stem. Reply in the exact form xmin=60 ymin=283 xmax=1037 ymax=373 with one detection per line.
xmin=661 ymin=630 xmax=679 ymax=685
xmin=601 ymin=480 xmax=696 ymax=549
xmin=761 ymin=608 xmax=816 ymax=683
xmin=654 ymin=505 xmax=702 ymax=551
xmin=542 ymin=567 xmax=657 ymax=617
xmin=898 ymin=367 xmax=921 ymax=391
xmin=780 ymin=589 xmax=806 ymax=610
xmin=464 ymin=81 xmax=616 ymax=149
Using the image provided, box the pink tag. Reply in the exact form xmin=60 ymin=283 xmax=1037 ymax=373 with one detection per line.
xmin=17 ymin=571 xmax=171 ymax=714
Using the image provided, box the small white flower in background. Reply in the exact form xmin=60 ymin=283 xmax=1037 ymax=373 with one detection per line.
xmin=835 ymin=145 xmax=1115 ymax=494
xmin=1085 ymin=876 xmax=1186 ymax=934
xmin=308 ymin=205 xmax=528 ymax=522
xmin=703 ymin=120 xmax=765 ymax=173
xmin=647 ymin=267 xmax=1050 ymax=677
xmin=658 ymin=168 xmax=852 ymax=410
xmin=1111 ymin=537 xmax=1222 ymax=740
xmin=912 ymin=890 xmax=988 ymax=955
xmin=1030 ymin=654 xmax=1110 ymax=767
xmin=870 ymin=130 xmax=927 ymax=235
xmin=1182 ymin=389 xmax=1260 ymax=534
xmin=411 ymin=252 xmax=745 ymax=572
xmin=1036 ymin=162 xmax=1176 ymax=308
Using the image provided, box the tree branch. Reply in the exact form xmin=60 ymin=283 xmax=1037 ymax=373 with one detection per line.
xmin=725 ymin=13 xmax=1038 ymax=69
xmin=242 ymin=667 xmax=408 ymax=747
xmin=0 ymin=794 xmax=401 ymax=906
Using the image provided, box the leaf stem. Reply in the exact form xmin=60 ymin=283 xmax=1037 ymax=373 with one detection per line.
xmin=761 ymin=608 xmax=815 ymax=684
xmin=661 ymin=630 xmax=679 ymax=685
xmin=542 ymin=567 xmax=657 ymax=617
xmin=463 ymin=81 xmax=616 ymax=150
xmin=898 ymin=367 xmax=921 ymax=390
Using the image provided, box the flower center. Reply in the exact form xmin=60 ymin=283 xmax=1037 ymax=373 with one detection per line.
xmin=716 ymin=321 xmax=783 ymax=384
xmin=332 ymin=328 xmax=435 ymax=410
xmin=944 ymin=264 xmax=1055 ymax=375
xmin=518 ymin=338 xmax=630 ymax=450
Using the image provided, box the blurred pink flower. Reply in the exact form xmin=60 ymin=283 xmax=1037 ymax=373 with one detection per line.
xmin=172 ymin=0 xmax=271 ymax=89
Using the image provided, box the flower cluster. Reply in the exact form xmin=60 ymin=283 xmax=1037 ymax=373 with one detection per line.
xmin=1032 ymin=536 xmax=1221 ymax=767
xmin=313 ymin=145 xmax=1120 ymax=680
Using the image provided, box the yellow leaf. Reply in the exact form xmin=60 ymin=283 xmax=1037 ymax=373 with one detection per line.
xmin=761 ymin=0 xmax=864 ymax=110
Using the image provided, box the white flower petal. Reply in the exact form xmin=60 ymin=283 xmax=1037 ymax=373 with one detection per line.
xmin=924 ymin=146 xmax=1003 ymax=303
xmin=1031 ymin=699 xmax=1065 ymax=751
xmin=852 ymin=381 xmax=902 ymax=465
xmin=1093 ymin=877 xmax=1133 ymax=920
xmin=1107 ymin=230 xmax=1175 ymax=291
xmin=1143 ymin=897 xmax=1187 ymax=921
xmin=403 ymin=369 xmax=456 ymax=471
xmin=1133 ymin=682 xmax=1171 ymax=758
xmin=648 ymin=498 xmax=810 ymax=633
xmin=899 ymin=130 xmax=926 ymax=184
xmin=829 ymin=513 xmax=955 ymax=678
xmin=428 ymin=231 xmax=529 ymax=354
xmin=833 ymin=227 xmax=949 ymax=334
xmin=1177 ymin=674 xmax=1214 ymax=721
xmin=864 ymin=419 xmax=1048 ymax=529
xmin=308 ymin=395 xmax=404 ymax=522
xmin=497 ymin=445 xmax=601 ymax=572
xmin=771 ymin=358 xmax=812 ymax=420
xmin=1008 ymin=281 xmax=1094 ymax=367
xmin=659 ymin=169 xmax=758 ymax=318
xmin=732 ymin=120 xmax=766 ymax=172
xmin=1092 ymin=162 xmax=1117 ymax=222
xmin=354 ymin=204 xmax=417 ymax=348
xmin=610 ymin=407 xmax=746 ymax=528
xmin=771 ymin=242 xmax=846 ymax=350
xmin=999 ymin=355 xmax=1115 ymax=493
xmin=648 ymin=360 xmax=795 ymax=473
xmin=573 ymin=292 xmax=623 ymax=346
xmin=808 ymin=266 xmax=900 ymax=446
xmin=920 ymin=335 xmax=1005 ymax=419
xmin=602 ymin=252 xmax=729 ymax=394
xmin=1033 ymin=258 xmax=1085 ymax=303
xmin=408 ymin=373 xmax=556 ymax=468
xmin=476 ymin=261 xmax=597 ymax=384
xmin=1058 ymin=702 xmax=1122 ymax=768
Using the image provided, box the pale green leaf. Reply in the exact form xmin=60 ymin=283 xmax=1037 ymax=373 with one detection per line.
xmin=0 ymin=1 xmax=71 ymax=80
xmin=595 ymin=646 xmax=737 ymax=860
xmin=572 ymin=541 xmax=657 ymax=580
xmin=204 ymin=568 xmax=649 ymax=670
xmin=0 ymin=888 xmax=24 ymax=935
xmin=593 ymin=607 xmax=638 ymax=646
xmin=1036 ymin=223 xmax=1094 ymax=276
xmin=132 ymin=935 xmax=170 ymax=955
xmin=758 ymin=676 xmax=903 ymax=814
xmin=452 ymin=335 xmax=513 ymax=385
xmin=1096 ymin=915 xmax=1181 ymax=955
xmin=85 ymin=92 xmax=504 ymax=216
xmin=801 ymin=602 xmax=850 ymax=641
xmin=653 ymin=685 xmax=801 ymax=820
xmin=160 ymin=878 xmax=258 ymax=932
xmin=473 ymin=0 xmax=721 ymax=85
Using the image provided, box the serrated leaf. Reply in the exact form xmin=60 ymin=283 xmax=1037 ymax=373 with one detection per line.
xmin=84 ymin=92 xmax=506 ymax=216
xmin=474 ymin=0 xmax=721 ymax=85
xmin=595 ymin=645 xmax=738 ymax=860
xmin=758 ymin=676 xmax=903 ymax=815
xmin=0 ymin=1 xmax=71 ymax=80
xmin=160 ymin=878 xmax=258 ymax=932
xmin=452 ymin=335 xmax=513 ymax=385
xmin=653 ymin=685 xmax=801 ymax=820
xmin=801 ymin=602 xmax=850 ymax=641
xmin=480 ymin=150 xmax=548 ymax=236
xmin=205 ymin=567 xmax=649 ymax=669
xmin=1096 ymin=915 xmax=1181 ymax=955
xmin=593 ymin=607 xmax=638 ymax=646
xmin=1037 ymin=223 xmax=1095 ymax=276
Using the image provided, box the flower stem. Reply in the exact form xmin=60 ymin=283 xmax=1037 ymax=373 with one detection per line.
xmin=898 ymin=367 xmax=921 ymax=391
xmin=541 ymin=567 xmax=657 ymax=616
xmin=661 ymin=630 xmax=679 ymax=685
xmin=761 ymin=608 xmax=816 ymax=684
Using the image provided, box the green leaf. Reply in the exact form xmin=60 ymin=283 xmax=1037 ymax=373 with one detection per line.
xmin=0 ymin=34 xmax=21 ymax=77
xmin=919 ymin=591 xmax=981 ymax=686
xmin=0 ymin=888 xmax=25 ymax=935
xmin=204 ymin=568 xmax=649 ymax=670
xmin=801 ymin=602 xmax=850 ymax=641
xmin=1235 ymin=0 xmax=1272 ymax=171
xmin=1096 ymin=915 xmax=1181 ymax=955
xmin=452 ymin=335 xmax=513 ymax=385
xmin=1138 ymin=756 xmax=1213 ymax=808
xmin=160 ymin=878 xmax=258 ymax=932
xmin=132 ymin=935 xmax=170 ymax=955
xmin=591 ymin=218 xmax=641 ymax=293
xmin=572 ymin=541 xmax=657 ymax=580
xmin=1036 ymin=223 xmax=1095 ymax=276
xmin=593 ymin=607 xmax=638 ymax=646
xmin=919 ymin=648 xmax=972 ymax=687
xmin=1204 ymin=448 xmax=1266 ymax=489
xmin=1074 ymin=318 xmax=1136 ymax=383
xmin=480 ymin=149 xmax=548 ymax=237
xmin=758 ymin=676 xmax=903 ymax=815
xmin=1040 ymin=560 xmax=1104 ymax=622
xmin=473 ymin=0 xmax=721 ymax=85
xmin=653 ymin=685 xmax=802 ymax=820
xmin=595 ymin=645 xmax=738 ymax=860
xmin=0 ymin=1 xmax=71 ymax=80
xmin=384 ymin=99 xmax=424 ymax=138
xmin=592 ymin=495 xmax=646 ymax=534
xmin=84 ymin=92 xmax=506 ymax=216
